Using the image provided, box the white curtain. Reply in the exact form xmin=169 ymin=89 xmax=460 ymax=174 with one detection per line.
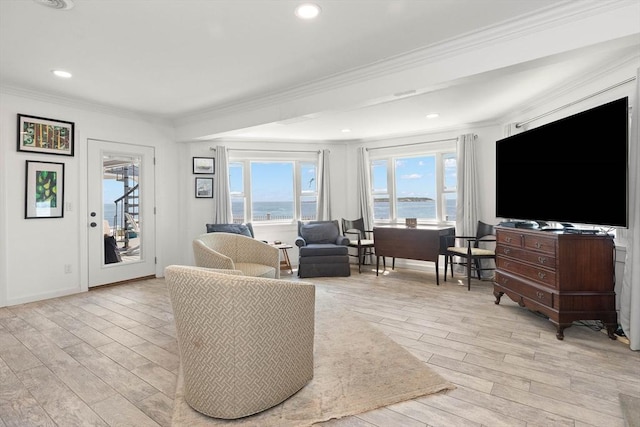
xmin=213 ymin=145 xmax=233 ymax=223
xmin=356 ymin=147 xmax=374 ymax=231
xmin=456 ymin=133 xmax=479 ymax=238
xmin=455 ymin=133 xmax=480 ymax=274
xmin=316 ymin=149 xmax=331 ymax=220
xmin=620 ymin=69 xmax=640 ymax=351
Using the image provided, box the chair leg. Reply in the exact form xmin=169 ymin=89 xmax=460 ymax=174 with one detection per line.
xmin=435 ymin=260 xmax=440 ymax=286
xmin=444 ymin=255 xmax=448 ymax=282
xmin=357 ymin=246 xmax=362 ymax=274
xmin=475 ymin=259 xmax=482 ymax=280
xmin=467 ymin=257 xmax=472 ymax=291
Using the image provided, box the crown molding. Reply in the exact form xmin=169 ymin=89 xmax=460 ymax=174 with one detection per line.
xmin=500 ymin=50 xmax=640 ymax=124
xmin=0 ymin=84 xmax=160 ymax=122
xmin=173 ymin=0 xmax=632 ymax=125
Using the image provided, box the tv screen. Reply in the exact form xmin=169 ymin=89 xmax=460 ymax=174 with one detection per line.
xmin=496 ymin=97 xmax=628 ymax=228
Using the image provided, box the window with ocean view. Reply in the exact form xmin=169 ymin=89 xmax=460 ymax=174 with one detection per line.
xmin=369 ymin=145 xmax=456 ymax=224
xmin=230 ymin=156 xmax=318 ymax=223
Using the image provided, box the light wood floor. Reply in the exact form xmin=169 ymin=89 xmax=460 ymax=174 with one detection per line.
xmin=1 ymin=266 xmax=638 ymax=426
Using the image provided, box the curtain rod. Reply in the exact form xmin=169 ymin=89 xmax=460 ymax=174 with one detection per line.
xmin=515 ymin=76 xmax=636 ymax=128
xmin=366 ymin=136 xmax=463 ymax=152
xmin=209 ymin=147 xmax=321 ymax=153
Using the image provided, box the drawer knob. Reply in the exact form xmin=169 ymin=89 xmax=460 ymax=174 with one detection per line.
xmin=536 ymin=291 xmax=545 ymax=300
xmin=503 ymin=248 xmax=511 ymax=255
xmin=501 ymin=277 xmax=509 ymax=285
xmin=535 ymin=242 xmax=542 ymax=249
xmin=505 ymin=237 xmax=512 ymax=243
xmin=538 ymin=272 xmax=547 ymax=279
xmin=538 ymin=256 xmax=547 ymax=264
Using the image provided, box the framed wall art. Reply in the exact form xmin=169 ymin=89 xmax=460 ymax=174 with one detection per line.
xmin=195 ymin=177 xmax=213 ymax=198
xmin=17 ymin=114 xmax=75 ymax=156
xmin=25 ymin=160 xmax=65 ymax=219
xmin=193 ymin=157 xmax=215 ymax=174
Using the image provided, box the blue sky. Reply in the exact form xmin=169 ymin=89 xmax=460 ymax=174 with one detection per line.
xmin=230 ymin=162 xmax=317 ymax=202
xmin=103 ymin=179 xmax=124 ymax=204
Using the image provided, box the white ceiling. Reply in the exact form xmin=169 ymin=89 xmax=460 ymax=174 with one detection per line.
xmin=1 ymin=0 xmax=639 ymax=142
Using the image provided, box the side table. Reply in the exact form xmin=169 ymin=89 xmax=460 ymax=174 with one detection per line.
xmin=271 ymin=243 xmax=293 ymax=274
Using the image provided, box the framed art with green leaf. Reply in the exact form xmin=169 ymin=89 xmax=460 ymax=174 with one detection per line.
xmin=25 ymin=160 xmax=65 ymax=219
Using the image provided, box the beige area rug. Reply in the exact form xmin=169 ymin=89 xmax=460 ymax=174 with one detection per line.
xmin=619 ymin=393 xmax=640 ymax=427
xmin=171 ymin=288 xmax=455 ymax=426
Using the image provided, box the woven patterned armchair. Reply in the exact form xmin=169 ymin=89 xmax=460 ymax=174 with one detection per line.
xmin=165 ymin=265 xmax=315 ymax=419
xmin=193 ymin=232 xmax=280 ymax=278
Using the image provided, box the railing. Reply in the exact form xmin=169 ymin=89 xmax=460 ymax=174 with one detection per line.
xmin=233 ymin=214 xmax=316 ymax=223
xmin=112 ymin=184 xmax=139 ymax=249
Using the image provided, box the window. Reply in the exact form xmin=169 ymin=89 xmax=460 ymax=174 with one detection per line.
xmin=230 ymin=155 xmax=318 ymax=223
xmin=369 ymin=143 xmax=456 ymax=224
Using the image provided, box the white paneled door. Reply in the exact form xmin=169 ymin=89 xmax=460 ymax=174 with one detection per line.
xmin=88 ymin=139 xmax=156 ymax=287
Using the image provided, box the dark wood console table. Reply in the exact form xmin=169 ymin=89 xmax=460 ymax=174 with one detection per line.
xmin=373 ymin=225 xmax=455 ymax=285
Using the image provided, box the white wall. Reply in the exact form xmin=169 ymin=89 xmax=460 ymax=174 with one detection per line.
xmin=0 ymin=92 xmax=183 ymax=307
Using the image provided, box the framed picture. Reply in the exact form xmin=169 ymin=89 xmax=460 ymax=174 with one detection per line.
xmin=17 ymin=114 xmax=75 ymax=157
xmin=195 ymin=177 xmax=213 ymax=198
xmin=193 ymin=157 xmax=215 ymax=174
xmin=25 ymin=160 xmax=65 ymax=219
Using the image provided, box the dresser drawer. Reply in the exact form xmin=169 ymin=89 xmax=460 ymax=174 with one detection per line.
xmin=496 ymin=245 xmax=556 ymax=269
xmin=497 ymin=230 xmax=522 ymax=248
xmin=523 ymin=234 xmax=556 ymax=255
xmin=495 ymin=272 xmax=554 ymax=308
xmin=496 ymin=257 xmax=556 ymax=288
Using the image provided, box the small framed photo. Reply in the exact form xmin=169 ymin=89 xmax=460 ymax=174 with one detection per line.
xmin=25 ymin=160 xmax=65 ymax=219
xmin=18 ymin=114 xmax=75 ymax=157
xmin=193 ymin=157 xmax=215 ymax=174
xmin=195 ymin=177 xmax=213 ymax=198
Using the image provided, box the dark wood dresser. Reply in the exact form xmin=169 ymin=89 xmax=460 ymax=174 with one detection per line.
xmin=493 ymin=227 xmax=617 ymax=340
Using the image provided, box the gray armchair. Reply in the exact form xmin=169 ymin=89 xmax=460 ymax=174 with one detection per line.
xmin=295 ymin=220 xmax=350 ymax=278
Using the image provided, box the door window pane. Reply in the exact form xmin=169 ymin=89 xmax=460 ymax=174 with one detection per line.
xmin=103 ymin=155 xmax=141 ymax=263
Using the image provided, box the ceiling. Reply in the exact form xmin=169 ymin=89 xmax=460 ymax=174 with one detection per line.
xmin=1 ymin=0 xmax=639 ymax=142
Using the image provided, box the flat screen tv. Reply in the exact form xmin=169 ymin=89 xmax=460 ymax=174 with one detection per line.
xmin=496 ymin=96 xmax=629 ymax=228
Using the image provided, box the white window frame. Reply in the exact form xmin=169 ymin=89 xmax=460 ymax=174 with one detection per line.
xmin=368 ymin=140 xmax=456 ymax=225
xmin=229 ymin=151 xmax=319 ymax=224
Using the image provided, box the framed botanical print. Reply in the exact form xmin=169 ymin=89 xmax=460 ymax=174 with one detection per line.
xmin=25 ymin=160 xmax=65 ymax=218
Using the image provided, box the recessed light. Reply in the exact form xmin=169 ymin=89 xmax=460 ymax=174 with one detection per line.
xmin=341 ymin=129 xmax=351 ymax=133
xmin=295 ymin=3 xmax=321 ymax=19
xmin=52 ymin=69 xmax=72 ymax=78
xmin=426 ymin=113 xmax=439 ymax=119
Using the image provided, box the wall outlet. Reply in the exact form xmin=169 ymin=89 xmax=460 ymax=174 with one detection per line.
xmin=64 ymin=264 xmax=72 ymax=274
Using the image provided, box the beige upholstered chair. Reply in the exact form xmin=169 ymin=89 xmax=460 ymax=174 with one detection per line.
xmin=165 ymin=265 xmax=315 ymax=419
xmin=193 ymin=232 xmax=280 ymax=278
